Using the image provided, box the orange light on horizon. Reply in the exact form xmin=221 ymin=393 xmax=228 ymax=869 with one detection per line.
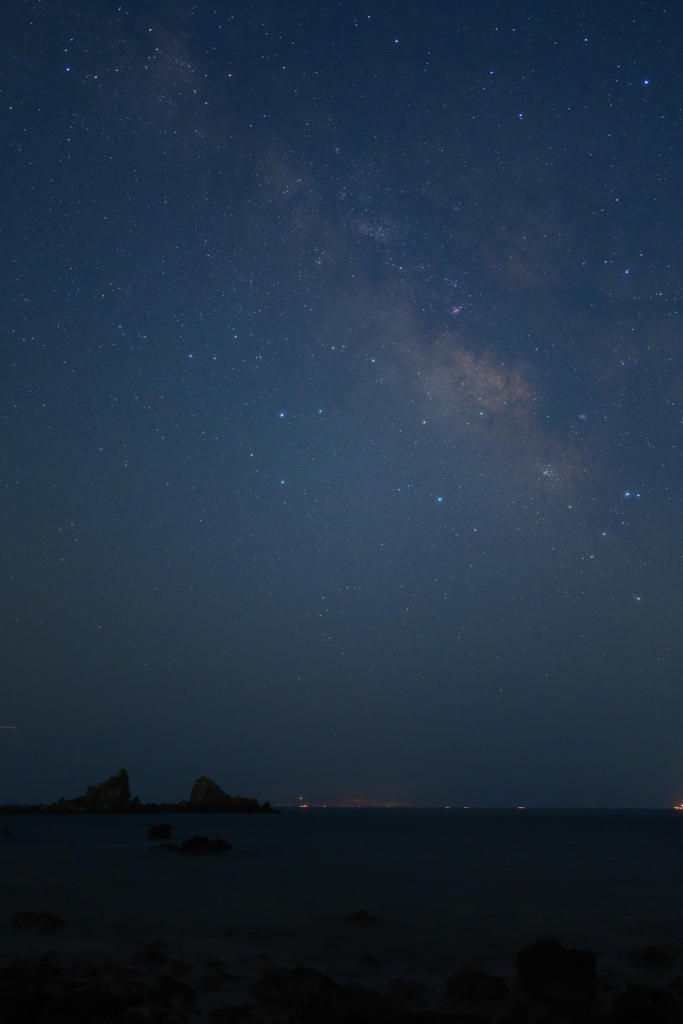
xmin=674 ymin=804 xmax=683 ymax=810
xmin=518 ymin=806 xmax=526 ymax=809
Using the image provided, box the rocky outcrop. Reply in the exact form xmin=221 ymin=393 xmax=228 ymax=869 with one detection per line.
xmin=189 ymin=776 xmax=274 ymax=813
xmin=84 ymin=769 xmax=131 ymax=811
xmin=0 ymin=770 xmax=279 ymax=814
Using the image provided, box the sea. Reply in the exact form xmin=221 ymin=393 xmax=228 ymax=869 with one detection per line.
xmin=2 ymin=808 xmax=683 ymax=1012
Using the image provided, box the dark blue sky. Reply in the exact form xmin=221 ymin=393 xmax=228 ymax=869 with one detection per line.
xmin=2 ymin=1 xmax=682 ymax=806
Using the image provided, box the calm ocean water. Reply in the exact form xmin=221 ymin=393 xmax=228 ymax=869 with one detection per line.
xmin=2 ymin=809 xmax=683 ymax=995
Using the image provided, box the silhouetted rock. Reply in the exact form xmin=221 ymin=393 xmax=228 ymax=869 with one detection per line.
xmin=207 ymin=1005 xmax=256 ymax=1022
xmin=84 ymin=768 xmax=131 ymax=811
xmin=344 ymin=908 xmax=377 ymax=926
xmin=250 ymin=965 xmax=341 ymax=1008
xmin=413 ymin=1014 xmax=493 ymax=1024
xmin=188 ymin=776 xmax=277 ymax=813
xmin=628 ymin=946 xmax=677 ymax=969
xmin=131 ymin=941 xmax=171 ymax=966
xmin=12 ymin=911 xmax=65 ymax=931
xmin=179 ymin=834 xmax=232 ymax=854
xmin=151 ymin=973 xmax=197 ymax=1007
xmin=611 ymin=981 xmax=678 ymax=1022
xmin=516 ymin=938 xmax=598 ymax=1008
xmin=446 ymin=967 xmax=510 ymax=1001
xmin=250 ymin=965 xmax=414 ymax=1022
xmin=148 ymin=823 xmax=172 ymax=839
xmin=0 ymin=769 xmax=279 ymax=814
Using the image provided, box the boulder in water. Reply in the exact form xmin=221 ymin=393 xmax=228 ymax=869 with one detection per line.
xmin=148 ymin=823 xmax=172 ymax=839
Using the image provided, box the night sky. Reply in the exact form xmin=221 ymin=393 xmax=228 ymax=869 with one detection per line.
xmin=2 ymin=1 xmax=682 ymax=807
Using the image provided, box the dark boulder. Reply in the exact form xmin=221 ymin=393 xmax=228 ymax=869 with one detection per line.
xmin=516 ymin=937 xmax=598 ymax=1008
xmin=611 ymin=981 xmax=678 ymax=1022
xmin=250 ymin=965 xmax=341 ymax=1009
xmin=446 ymin=968 xmax=510 ymax=1002
xmin=151 ymin=973 xmax=197 ymax=1007
xmin=148 ymin=824 xmax=172 ymax=839
xmin=131 ymin=941 xmax=171 ymax=966
xmin=250 ymin=965 xmax=413 ymax=1022
xmin=179 ymin=834 xmax=232 ymax=854
xmin=47 ymin=981 xmax=127 ymax=1020
xmin=413 ymin=1014 xmax=493 ymax=1024
xmin=12 ymin=911 xmax=65 ymax=931
xmin=207 ymin=1006 xmax=256 ymax=1022
xmin=344 ymin=908 xmax=377 ymax=926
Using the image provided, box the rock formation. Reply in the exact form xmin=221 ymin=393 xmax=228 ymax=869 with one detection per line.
xmin=84 ymin=769 xmax=131 ymax=811
xmin=0 ymin=770 xmax=278 ymax=814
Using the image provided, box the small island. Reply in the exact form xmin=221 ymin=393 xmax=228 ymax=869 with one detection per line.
xmin=0 ymin=769 xmax=279 ymax=814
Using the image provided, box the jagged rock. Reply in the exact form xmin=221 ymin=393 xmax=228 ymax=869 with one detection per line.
xmin=84 ymin=769 xmax=131 ymax=811
xmin=344 ymin=908 xmax=377 ymax=926
xmin=516 ymin=937 xmax=598 ymax=1008
xmin=190 ymin=776 xmax=228 ymax=808
xmin=148 ymin=824 xmax=172 ymax=839
xmin=12 ymin=911 xmax=65 ymax=931
xmin=179 ymin=834 xmax=232 ymax=854
xmin=446 ymin=967 xmax=510 ymax=1001
xmin=188 ymin=776 xmax=276 ymax=813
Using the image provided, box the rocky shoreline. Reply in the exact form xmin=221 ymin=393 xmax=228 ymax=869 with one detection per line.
xmin=0 ymin=770 xmax=278 ymax=815
xmin=2 ymin=931 xmax=682 ymax=1022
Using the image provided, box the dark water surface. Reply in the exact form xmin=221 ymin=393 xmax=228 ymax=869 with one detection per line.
xmin=2 ymin=809 xmax=682 ymax=985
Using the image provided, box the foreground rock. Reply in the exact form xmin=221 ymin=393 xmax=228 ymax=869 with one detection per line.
xmin=251 ymin=964 xmax=413 ymax=1022
xmin=0 ymin=771 xmax=279 ymax=814
xmin=446 ymin=967 xmax=509 ymax=1002
xmin=516 ymin=937 xmax=598 ymax=1009
xmin=1 ymin=935 xmax=681 ymax=1023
